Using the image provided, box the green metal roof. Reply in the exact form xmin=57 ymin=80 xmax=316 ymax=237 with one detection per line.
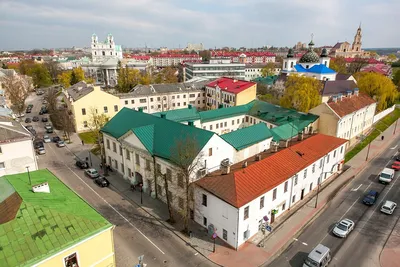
xmin=199 ymin=103 xmax=253 ymax=123
xmin=152 ymin=107 xmax=200 ymax=123
xmin=0 ymin=170 xmax=112 ymax=267
xmin=270 ymin=122 xmax=300 ymax=141
xmin=220 ymin=123 xmax=273 ymax=150
xmin=102 ymin=108 xmax=214 ymax=163
xmin=0 ymin=178 xmax=15 ymax=202
xmin=252 ymin=75 xmax=278 ymax=85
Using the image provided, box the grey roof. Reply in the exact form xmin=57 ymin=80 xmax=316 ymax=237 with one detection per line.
xmin=0 ymin=116 xmax=32 ymax=143
xmin=66 ymin=81 xmax=94 ymax=101
xmin=322 ymin=80 xmax=358 ymax=96
xmin=335 ymin=73 xmax=352 ymax=81
xmin=0 ymin=69 xmax=16 ymax=76
xmin=118 ymin=80 xmax=208 ymax=98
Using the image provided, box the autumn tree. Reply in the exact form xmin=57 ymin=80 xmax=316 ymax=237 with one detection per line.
xmin=28 ymin=64 xmax=52 ymax=88
xmin=329 ymin=56 xmax=347 ymax=73
xmin=347 ymin=56 xmax=369 ymax=74
xmin=280 ymin=75 xmax=322 ymax=112
xmin=18 ymin=60 xmax=36 ymax=75
xmin=270 ymin=79 xmax=286 ymax=98
xmin=387 ymin=54 xmax=398 ymax=62
xmin=45 ymin=87 xmax=60 ymax=113
xmin=88 ymin=109 xmax=110 ymax=173
xmin=116 ymin=63 xmax=142 ymax=93
xmin=354 ymin=72 xmax=398 ymax=111
xmin=155 ymin=66 xmax=178 ymax=84
xmin=43 ymin=61 xmax=61 ymax=83
xmin=2 ymin=73 xmax=32 ymax=115
xmin=392 ymin=70 xmax=400 ymax=87
xmin=51 ymin=109 xmax=75 ymax=141
xmin=57 ymin=67 xmax=90 ymax=88
xmin=261 ymin=62 xmax=276 ymax=77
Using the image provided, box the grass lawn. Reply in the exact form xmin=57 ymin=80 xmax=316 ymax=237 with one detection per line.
xmin=91 ymin=145 xmax=101 ymax=156
xmin=345 ymin=108 xmax=400 ymax=162
xmin=78 ymin=131 xmax=97 ymax=144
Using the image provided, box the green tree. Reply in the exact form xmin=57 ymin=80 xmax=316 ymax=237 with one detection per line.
xmin=354 ymin=72 xmax=398 ymax=111
xmin=43 ymin=61 xmax=61 ymax=83
xmin=18 ymin=60 xmax=36 ymax=75
xmin=29 ymin=64 xmax=52 ymax=88
xmin=58 ymin=71 xmax=72 ymax=88
xmin=392 ymin=69 xmax=400 ymax=87
xmin=329 ymin=56 xmax=347 ymax=73
xmin=88 ymin=108 xmax=109 ymax=174
xmin=70 ymin=71 xmax=79 ymax=85
xmin=116 ymin=64 xmax=142 ymax=93
xmin=280 ymin=75 xmax=322 ymax=112
xmin=1 ymin=63 xmax=8 ymax=69
xmin=261 ymin=62 xmax=276 ymax=77
xmin=388 ymin=54 xmax=398 ymax=62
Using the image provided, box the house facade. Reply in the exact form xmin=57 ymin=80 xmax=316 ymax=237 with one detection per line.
xmin=184 ymin=59 xmax=246 ymax=81
xmin=210 ymin=51 xmax=276 ymax=64
xmin=0 ymin=116 xmax=37 ymax=176
xmin=194 ymin=134 xmax=347 ymax=249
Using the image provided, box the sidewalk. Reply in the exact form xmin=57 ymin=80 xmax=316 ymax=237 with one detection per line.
xmin=62 ymin=120 xmax=399 ymax=267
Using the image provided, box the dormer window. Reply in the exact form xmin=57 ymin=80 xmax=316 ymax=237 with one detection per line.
xmin=306 ymin=65 xmax=309 ymax=69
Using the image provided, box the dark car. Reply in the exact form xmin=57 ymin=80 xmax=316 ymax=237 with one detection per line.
xmin=395 ymin=154 xmax=400 ymax=161
xmin=32 ymin=116 xmax=39 ymax=122
xmin=76 ymin=160 xmax=89 ymax=169
xmin=41 ymin=117 xmax=48 ymax=122
xmin=25 ymin=118 xmax=32 ymax=123
xmin=46 ymin=127 xmax=54 ymax=133
xmin=34 ymin=140 xmax=44 ymax=149
xmin=94 ymin=176 xmax=110 ymax=187
xmin=39 ymin=110 xmax=43 ymax=115
xmin=52 ymin=136 xmax=61 ymax=143
xmin=26 ymin=108 xmax=32 ymax=113
xmin=28 ymin=104 xmax=33 ymax=108
xmin=29 ymin=129 xmax=37 ymax=136
xmin=363 ymin=190 xmax=379 ymax=206
xmin=25 ymin=125 xmax=33 ymax=131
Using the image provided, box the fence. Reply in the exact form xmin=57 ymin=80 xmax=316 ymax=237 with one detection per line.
xmin=373 ymin=105 xmax=396 ymax=124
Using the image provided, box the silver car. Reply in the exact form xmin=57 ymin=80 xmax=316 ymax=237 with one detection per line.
xmin=37 ymin=147 xmax=46 ymax=155
xmin=332 ymin=218 xmax=355 ymax=238
xmin=43 ymin=135 xmax=51 ymax=143
xmin=381 ymin=200 xmax=397 ymax=215
xmin=56 ymin=141 xmax=65 ymax=147
xmin=85 ymin=168 xmax=100 ymax=179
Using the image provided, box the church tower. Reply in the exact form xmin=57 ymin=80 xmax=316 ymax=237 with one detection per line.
xmin=352 ymin=25 xmax=362 ymax=52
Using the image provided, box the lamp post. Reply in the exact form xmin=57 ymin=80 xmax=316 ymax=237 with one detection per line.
xmin=365 ymin=142 xmax=372 ymax=161
xmin=393 ymin=118 xmax=398 ymax=135
xmin=88 ymin=151 xmax=93 ymax=167
xmin=139 ymin=182 xmax=143 ymax=204
xmin=26 ymin=166 xmax=32 ymax=185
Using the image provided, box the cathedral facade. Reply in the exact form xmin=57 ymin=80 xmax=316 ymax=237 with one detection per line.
xmin=330 ymin=26 xmax=366 ymax=58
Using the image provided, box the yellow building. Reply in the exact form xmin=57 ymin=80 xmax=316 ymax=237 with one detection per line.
xmin=64 ymin=81 xmax=120 ymax=132
xmin=0 ymin=169 xmax=115 ymax=267
xmin=205 ymin=77 xmax=257 ymax=110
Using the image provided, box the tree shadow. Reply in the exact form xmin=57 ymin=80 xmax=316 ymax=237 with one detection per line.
xmin=288 ymin=251 xmax=309 ymax=267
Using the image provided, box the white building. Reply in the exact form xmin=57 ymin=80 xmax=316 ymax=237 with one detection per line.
xmin=91 ymin=33 xmax=123 ymax=62
xmin=211 ymin=51 xmax=276 ymax=64
xmin=0 ymin=116 xmax=37 ymax=176
xmin=194 ymin=134 xmax=347 ymax=249
xmin=186 ymin=43 xmax=204 ymax=52
xmin=309 ymin=89 xmax=376 ymax=146
xmin=152 ymin=54 xmax=202 ymax=67
xmin=184 ymin=58 xmax=246 ymax=81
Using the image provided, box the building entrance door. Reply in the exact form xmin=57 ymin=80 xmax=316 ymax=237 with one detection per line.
xmin=301 ymin=188 xmax=305 ymax=200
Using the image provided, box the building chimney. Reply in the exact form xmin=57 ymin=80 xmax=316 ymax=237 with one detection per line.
xmin=188 ymin=104 xmax=192 ymax=109
xmin=32 ymin=182 xmax=50 ymax=193
xmin=354 ymin=88 xmax=359 ymax=96
xmin=298 ymin=132 xmax=304 ymax=141
xmin=272 ymin=144 xmax=279 ymax=152
xmin=222 ymin=165 xmax=231 ymax=175
xmin=242 ymin=161 xmax=248 ymax=168
xmin=337 ymin=93 xmax=343 ymax=101
xmin=138 ymin=107 xmax=144 ymax=112
xmin=332 ymin=96 xmax=338 ymax=103
xmin=255 ymin=154 xmax=261 ymax=161
xmin=346 ymin=90 xmax=352 ymax=97
xmin=160 ymin=113 xmax=166 ymax=118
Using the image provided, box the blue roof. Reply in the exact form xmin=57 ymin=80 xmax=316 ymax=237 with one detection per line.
xmin=294 ymin=64 xmax=336 ymax=74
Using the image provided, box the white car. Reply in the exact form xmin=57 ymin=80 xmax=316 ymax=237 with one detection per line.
xmin=381 ymin=200 xmax=397 ymax=215
xmin=333 ymin=218 xmax=355 ymax=238
xmin=56 ymin=140 xmax=65 ymax=147
xmin=43 ymin=135 xmax=51 ymax=143
xmin=85 ymin=168 xmax=100 ymax=179
xmin=37 ymin=147 xmax=46 ymax=155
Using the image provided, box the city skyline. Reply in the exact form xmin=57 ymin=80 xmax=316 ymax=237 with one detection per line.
xmin=0 ymin=0 xmax=399 ymax=51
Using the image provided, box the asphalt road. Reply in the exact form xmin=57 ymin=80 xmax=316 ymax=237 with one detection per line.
xmin=270 ymin=133 xmax=400 ymax=267
xmin=24 ymin=93 xmax=216 ymax=267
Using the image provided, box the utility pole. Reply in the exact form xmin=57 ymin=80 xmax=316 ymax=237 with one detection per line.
xmin=365 ymin=142 xmax=371 ymax=161
xmin=393 ymin=118 xmax=398 ymax=135
xmin=26 ymin=166 xmax=32 ymax=185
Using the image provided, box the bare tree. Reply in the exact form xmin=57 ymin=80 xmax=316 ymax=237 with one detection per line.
xmin=347 ymin=57 xmax=369 ymax=74
xmin=2 ymin=73 xmax=32 ymax=116
xmin=270 ymin=80 xmax=286 ymax=98
xmin=51 ymin=109 xmax=74 ymax=141
xmin=45 ymin=87 xmax=60 ymax=113
xmin=88 ymin=108 xmax=110 ymax=173
xmin=43 ymin=61 xmax=61 ymax=83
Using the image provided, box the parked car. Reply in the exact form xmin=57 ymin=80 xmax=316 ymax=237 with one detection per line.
xmin=381 ymin=200 xmax=397 ymax=215
xmin=16 ymin=113 xmax=25 ymax=118
xmin=34 ymin=140 xmax=44 ymax=149
xmin=39 ymin=110 xmax=43 ymax=115
xmin=25 ymin=125 xmax=33 ymax=131
xmin=391 ymin=161 xmax=400 ymax=171
xmin=85 ymin=168 xmax=100 ymax=178
xmin=76 ymin=160 xmax=89 ymax=169
xmin=36 ymin=90 xmax=44 ymax=95
xmin=363 ymin=190 xmax=379 ymax=206
xmin=43 ymin=135 xmax=51 ymax=143
xmin=41 ymin=117 xmax=48 ymax=122
xmin=332 ymin=219 xmax=355 ymax=238
xmin=25 ymin=118 xmax=32 ymax=123
xmin=52 ymin=136 xmax=61 ymax=143
xmin=36 ymin=147 xmax=46 ymax=155
xmin=46 ymin=127 xmax=54 ymax=133
xmin=56 ymin=140 xmax=65 ymax=147
xmin=32 ymin=116 xmax=39 ymax=122
xmin=28 ymin=104 xmax=33 ymax=108
xmin=42 ymin=100 xmax=48 ymax=105
xmin=94 ymin=176 xmax=110 ymax=187
xmin=26 ymin=108 xmax=31 ymax=113
xmin=396 ymin=154 xmax=400 ymax=161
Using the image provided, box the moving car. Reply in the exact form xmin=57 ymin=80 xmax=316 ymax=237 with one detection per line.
xmin=381 ymin=200 xmax=397 ymax=215
xmin=25 ymin=118 xmax=32 ymax=123
xmin=56 ymin=140 xmax=65 ymax=147
xmin=32 ymin=116 xmax=39 ymax=122
xmin=303 ymin=244 xmax=331 ymax=267
xmin=94 ymin=176 xmax=110 ymax=187
xmin=363 ymin=190 xmax=379 ymax=206
xmin=43 ymin=135 xmax=51 ymax=143
xmin=36 ymin=147 xmax=46 ymax=155
xmin=85 ymin=168 xmax=100 ymax=178
xmin=75 ymin=160 xmax=89 ymax=169
xmin=378 ymin=167 xmax=395 ymax=184
xmin=332 ymin=219 xmax=355 ymax=238
xmin=391 ymin=161 xmax=400 ymax=171
xmin=41 ymin=117 xmax=48 ymax=122
xmin=52 ymin=136 xmax=61 ymax=143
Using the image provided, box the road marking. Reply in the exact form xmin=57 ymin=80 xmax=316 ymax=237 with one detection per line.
xmin=194 ymin=252 xmax=198 ymax=256
xmin=46 ymin=145 xmax=166 ymax=255
xmin=350 ymin=184 xmax=362 ymax=191
xmin=302 ymin=242 xmax=308 ymax=246
xmin=390 ymin=145 xmax=398 ymax=150
xmin=293 ymin=238 xmax=298 ymax=241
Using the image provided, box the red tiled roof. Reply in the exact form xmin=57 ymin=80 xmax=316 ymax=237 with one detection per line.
xmin=196 ymin=134 xmax=348 ymax=208
xmin=327 ymin=92 xmax=376 ymax=117
xmin=361 ymin=66 xmax=387 ymax=75
xmin=211 ymin=51 xmax=276 ymax=57
xmin=206 ymin=77 xmax=256 ymax=94
xmin=153 ymin=54 xmax=201 ymax=58
xmin=344 ymin=58 xmax=383 ymax=64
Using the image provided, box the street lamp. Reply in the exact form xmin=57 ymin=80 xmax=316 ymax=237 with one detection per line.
xmin=393 ymin=118 xmax=398 ymax=135
xmin=26 ymin=166 xmax=32 ymax=185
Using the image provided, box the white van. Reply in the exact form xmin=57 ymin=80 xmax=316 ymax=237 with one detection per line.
xmin=303 ymin=244 xmax=331 ymax=267
xmin=379 ymin=168 xmax=395 ymax=184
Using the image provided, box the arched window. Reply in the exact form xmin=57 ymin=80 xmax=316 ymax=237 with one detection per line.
xmin=102 ymin=51 xmax=105 ymax=56
xmin=94 ymin=51 xmax=97 ymax=55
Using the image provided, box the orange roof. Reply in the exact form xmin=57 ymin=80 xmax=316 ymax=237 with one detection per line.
xmin=206 ymin=77 xmax=256 ymax=94
xmin=327 ymin=93 xmax=376 ymax=117
xmin=196 ymin=134 xmax=347 ymax=208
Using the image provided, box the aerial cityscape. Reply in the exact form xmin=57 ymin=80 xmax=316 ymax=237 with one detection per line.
xmin=0 ymin=1 xmax=400 ymax=267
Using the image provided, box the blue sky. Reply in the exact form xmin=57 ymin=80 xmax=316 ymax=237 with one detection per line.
xmin=0 ymin=0 xmax=398 ymax=50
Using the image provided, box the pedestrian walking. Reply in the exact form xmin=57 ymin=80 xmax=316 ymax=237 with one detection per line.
xmin=81 ymin=140 xmax=84 ymax=145
xmin=381 ymin=135 xmax=385 ymax=141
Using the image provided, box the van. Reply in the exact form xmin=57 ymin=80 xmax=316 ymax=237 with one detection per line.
xmin=378 ymin=168 xmax=395 ymax=184
xmin=303 ymin=244 xmax=331 ymax=267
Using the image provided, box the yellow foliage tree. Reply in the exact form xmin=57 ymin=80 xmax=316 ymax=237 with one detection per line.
xmin=57 ymin=67 xmax=91 ymax=88
xmin=354 ymin=72 xmax=398 ymax=111
xmin=329 ymin=56 xmax=347 ymax=74
xmin=280 ymin=75 xmax=322 ymax=112
xmin=260 ymin=62 xmax=276 ymax=77
xmin=58 ymin=71 xmax=72 ymax=88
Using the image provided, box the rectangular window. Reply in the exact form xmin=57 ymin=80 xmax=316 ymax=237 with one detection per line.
xmin=292 ymin=195 xmax=296 ymax=203
xmin=284 ymin=181 xmax=288 ymax=193
xmin=103 ymin=106 xmax=108 ymax=113
xmin=135 ymin=153 xmax=140 ymax=165
xmin=216 ymin=123 xmax=219 ymax=129
xmin=0 ymin=146 xmax=2 ymax=153
xmin=327 ymin=155 xmax=330 ymax=163
xmin=210 ymin=125 xmax=213 ymax=130
xmin=202 ymin=194 xmax=207 ymax=206
xmin=304 ymin=169 xmax=307 ymax=179
xmin=246 ymin=116 xmax=249 ymax=122
xmin=177 ymin=95 xmax=180 ymax=99
xmin=282 ymin=203 xmax=286 ymax=211
xmin=64 ymin=253 xmax=79 ymax=267
xmin=150 ymin=97 xmax=153 ymax=102
xmin=237 ymin=119 xmax=240 ymax=124
xmin=244 ymin=206 xmax=249 ymax=220
xmin=119 ymin=145 xmax=123 ymax=156
xmin=183 ymin=95 xmax=186 ymax=98
xmin=319 ymin=159 xmax=323 ymax=168
xmin=157 ymin=184 xmax=162 ymax=196
xmin=121 ymin=163 xmax=124 ymax=174
xmin=220 ymin=122 xmax=223 ymax=128
xmin=128 ymin=168 xmax=132 ymax=177
xmin=208 ymin=148 xmax=213 ymax=156
xmin=333 ymin=150 xmax=337 ymax=158
xmin=340 ymin=146 xmax=343 ymax=154
xmin=272 ymin=188 xmax=277 ymax=200
xmin=223 ymin=229 xmax=227 ymax=240
xmin=260 ymin=196 xmax=264 ymax=209
xmin=131 ymin=99 xmax=135 ymax=104
xmin=125 ymin=100 xmax=128 ymax=105
xmin=114 ymin=105 xmax=118 ymax=112
xmin=224 ymin=122 xmax=227 ymax=127
xmin=232 ymin=120 xmax=234 ymax=125
xmin=126 ymin=149 xmax=130 ymax=160
xmin=294 ymin=176 xmax=298 ymax=185
xmin=114 ymin=159 xmax=118 ymax=169
xmin=146 ymin=159 xmax=151 ymax=170
xmin=310 ymin=183 xmax=313 ymax=191
xmin=112 ymin=142 xmax=116 ymax=152
xmin=83 ymin=121 xmax=88 ymax=127
xmin=178 ymin=174 xmax=184 ymax=188
xmin=139 ymin=98 xmax=146 ymax=103
xmin=190 ymin=93 xmax=195 ymax=98
xmin=178 ymin=197 xmax=184 ymax=209
xmin=203 ymin=216 xmax=207 ymax=226
xmin=166 ymin=168 xmax=172 ymax=182
xmin=0 ymin=162 xmax=5 ymax=169
xmin=81 ymin=108 xmax=86 ymax=115
xmin=312 ymin=164 xmax=315 ymax=173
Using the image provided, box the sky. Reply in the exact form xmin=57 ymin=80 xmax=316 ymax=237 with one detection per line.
xmin=0 ymin=0 xmax=399 ymax=51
